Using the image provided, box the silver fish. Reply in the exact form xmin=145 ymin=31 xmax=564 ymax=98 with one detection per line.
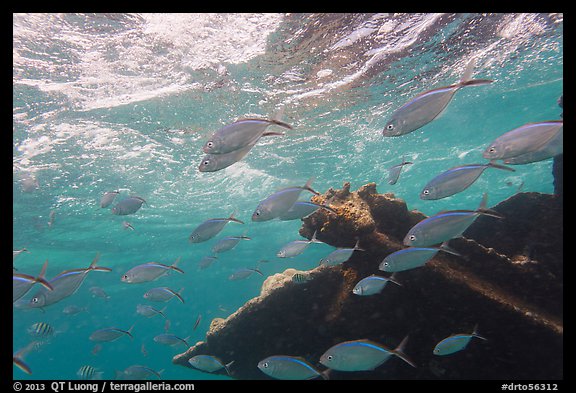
xmin=143 ymin=287 xmax=185 ymax=303
xmin=228 ymin=268 xmax=263 ymax=281
xmin=203 ymin=118 xmax=291 ymax=154
xmin=153 ymin=333 xmax=189 ymax=348
xmin=383 ymin=59 xmax=493 ymax=136
xmin=433 ymin=324 xmax=487 ymax=356
xmin=483 ymin=121 xmax=563 ymax=161
xmin=198 ymin=255 xmax=218 ymax=270
xmin=352 ymin=274 xmax=401 ymax=296
xmin=277 ymin=230 xmax=323 ymax=258
xmin=62 ymin=305 xmax=88 ymax=315
xmin=121 ymin=258 xmax=183 ymax=284
xmin=403 ymin=193 xmax=502 ymax=247
xmin=13 ymin=248 xmax=29 ymax=260
xmin=379 ymin=242 xmax=461 ymax=272
xmin=503 ymin=128 xmax=563 ymax=165
xmin=420 ymin=162 xmax=515 ymax=200
xmin=258 ymin=355 xmax=325 ymax=380
xmin=28 ymin=254 xmax=111 ymax=309
xmin=13 ymin=260 xmax=53 ymax=302
xmin=189 ymin=212 xmax=244 ymax=243
xmin=100 ymin=190 xmax=119 ymax=208
xmin=90 ymin=325 xmax=134 ymax=342
xmin=136 ymin=304 xmax=167 ymax=318
xmin=252 ymin=178 xmax=320 ymax=222
xmin=319 ymin=239 xmax=364 ymax=266
xmin=115 ymin=365 xmax=162 ymax=380
xmin=388 ymin=159 xmax=413 ymax=185
xmin=89 ymin=286 xmax=110 ymax=301
xmin=319 ymin=336 xmax=416 ymax=371
xmin=189 ymin=355 xmax=234 ymax=374
xmin=278 ymin=201 xmax=337 ymax=221
xmin=211 ymin=234 xmax=251 ymax=253
xmin=111 ymin=196 xmax=147 ymax=215
xmin=198 ymin=141 xmax=256 ymax=172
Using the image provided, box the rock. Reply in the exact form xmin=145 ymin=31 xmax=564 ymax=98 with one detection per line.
xmin=173 ymin=183 xmax=563 ymax=380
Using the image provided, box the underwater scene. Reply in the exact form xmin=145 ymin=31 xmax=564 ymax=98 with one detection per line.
xmin=13 ymin=13 xmax=563 ymax=381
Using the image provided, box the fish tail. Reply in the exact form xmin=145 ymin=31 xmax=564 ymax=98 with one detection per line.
xmin=310 ymin=230 xmax=322 ymax=243
xmin=228 ymin=211 xmax=245 ymax=224
xmin=174 ymin=288 xmax=185 ymax=304
xmin=392 ymin=335 xmax=417 ymax=368
xmin=170 ymin=257 xmax=185 ymax=274
xmin=459 ymin=79 xmax=494 ymax=87
xmin=388 ymin=272 xmax=402 ymax=287
xmin=487 ymin=162 xmax=516 ymax=172
xmin=36 ymin=260 xmax=54 ymax=291
xmin=438 ymin=241 xmax=462 ymax=257
xmin=159 ymin=306 xmax=168 ymax=318
xmin=126 ymin=323 xmax=136 ymax=340
xmin=472 ymin=324 xmax=488 ymax=341
xmin=87 ymin=252 xmax=112 ymax=272
xmin=224 ymin=360 xmax=235 ymax=376
xmin=353 ymin=239 xmax=366 ymax=252
xmin=303 ymin=178 xmax=320 ymax=195
xmin=13 ymin=356 xmax=32 ymax=374
xmin=268 ymin=119 xmax=293 ymax=130
xmin=252 ymin=268 xmax=264 ymax=276
xmin=261 ymin=131 xmax=285 ymax=138
xmin=460 ymin=58 xmax=477 ymax=83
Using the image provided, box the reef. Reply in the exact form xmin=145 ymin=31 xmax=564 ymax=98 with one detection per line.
xmin=173 ymin=182 xmax=563 ymax=380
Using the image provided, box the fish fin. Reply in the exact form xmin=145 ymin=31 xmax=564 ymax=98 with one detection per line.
xmin=228 ymin=211 xmax=245 ymax=224
xmin=487 ymin=162 xmax=516 ymax=172
xmin=438 ymin=242 xmax=462 ymax=257
xmin=159 ymin=306 xmax=168 ymax=318
xmin=472 ymin=324 xmax=488 ymax=341
xmin=268 ymin=119 xmax=293 ymax=130
xmin=88 ymin=253 xmax=112 ymax=272
xmin=224 ymin=360 xmax=235 ymax=376
xmin=170 ymin=257 xmax=185 ymax=274
xmin=319 ymin=368 xmax=332 ymax=380
xmin=125 ymin=323 xmax=136 ymax=340
xmin=392 ymin=335 xmax=417 ymax=368
xmin=460 ymin=58 xmax=477 ymax=83
xmin=37 ymin=260 xmax=54 ymax=291
xmin=252 ymin=268 xmax=264 ymax=276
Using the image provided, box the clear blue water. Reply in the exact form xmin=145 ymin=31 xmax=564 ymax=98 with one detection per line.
xmin=13 ymin=13 xmax=563 ymax=380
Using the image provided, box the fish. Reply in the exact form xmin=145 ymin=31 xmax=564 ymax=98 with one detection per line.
xmin=433 ymin=324 xmax=487 ymax=355
xmin=141 ymin=343 xmax=149 ymax=357
xmin=203 ymin=118 xmax=292 ymax=154
xmin=352 ymin=274 xmax=401 ymax=296
xmin=277 ymin=230 xmax=323 ymax=258
xmin=153 ymin=333 xmax=189 ymax=348
xmin=379 ymin=242 xmax=461 ymax=272
xmin=483 ymin=121 xmax=563 ymax=161
xmin=111 ymin=196 xmax=147 ymax=215
xmin=319 ymin=239 xmax=365 ymax=266
xmin=100 ymin=190 xmax=120 ymax=208
xmin=193 ymin=314 xmax=202 ymax=330
xmin=211 ymin=233 xmax=251 ymax=253
xmin=258 ymin=355 xmax=326 ymax=380
xmin=77 ymin=365 xmax=104 ymax=380
xmin=388 ymin=158 xmax=413 ymax=185
xmin=89 ymin=324 xmax=134 ymax=342
xmin=28 ymin=254 xmax=111 ymax=309
xmin=13 ymin=248 xmax=29 ymax=260
xmin=319 ymin=336 xmax=417 ymax=371
xmin=188 ymin=355 xmax=234 ymax=375
xmin=136 ymin=304 xmax=167 ymax=318
xmin=189 ymin=212 xmax=244 ymax=243
xmin=420 ymin=162 xmax=515 ymax=200
xmin=198 ymin=255 xmax=218 ymax=270
xmin=13 ymin=260 xmax=53 ymax=302
xmin=62 ymin=305 xmax=88 ymax=315
xmin=89 ymin=286 xmax=110 ymax=301
xmin=198 ymin=141 xmax=257 ymax=172
xmin=383 ymin=59 xmax=493 ymax=136
xmin=228 ymin=268 xmax=264 ymax=281
xmin=278 ymin=201 xmax=337 ymax=220
xmin=503 ymin=128 xmax=563 ymax=165
xmin=47 ymin=210 xmax=56 ymax=228
xmin=27 ymin=322 xmax=55 ymax=338
xmin=116 ymin=365 xmax=163 ymax=380
xmin=91 ymin=344 xmax=102 ymax=356
xmin=403 ymin=193 xmax=503 ymax=247
xmin=143 ymin=287 xmax=185 ymax=303
xmin=121 ymin=258 xmax=184 ymax=284
xmin=252 ymin=178 xmax=320 ymax=222
xmin=292 ymin=272 xmax=313 ymax=284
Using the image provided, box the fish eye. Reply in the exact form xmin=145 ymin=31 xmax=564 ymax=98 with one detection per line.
xmin=122 ymin=274 xmax=129 ymax=280
xmin=386 ymin=124 xmax=394 ymax=130
xmin=488 ymin=147 xmax=496 ymax=153
xmin=422 ymin=189 xmax=430 ymax=195
xmin=263 ymin=362 xmax=269 ymax=368
xmin=202 ymin=160 xmax=210 ymax=166
xmin=206 ymin=141 xmax=214 ymax=148
xmin=384 ymin=262 xmax=389 ymax=267
xmin=31 ymin=297 xmax=39 ymax=304
xmin=255 ymin=210 xmax=260 ymax=216
xmin=327 ymin=355 xmax=333 ymax=361
xmin=409 ymin=235 xmax=416 ymax=241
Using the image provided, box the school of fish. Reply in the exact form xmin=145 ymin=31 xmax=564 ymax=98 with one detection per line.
xmin=13 ymin=56 xmax=562 ymax=380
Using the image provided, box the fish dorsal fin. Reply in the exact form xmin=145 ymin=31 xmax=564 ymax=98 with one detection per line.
xmin=460 ymin=58 xmax=477 ymax=83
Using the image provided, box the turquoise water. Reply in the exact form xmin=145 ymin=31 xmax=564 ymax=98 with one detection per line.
xmin=13 ymin=13 xmax=563 ymax=380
